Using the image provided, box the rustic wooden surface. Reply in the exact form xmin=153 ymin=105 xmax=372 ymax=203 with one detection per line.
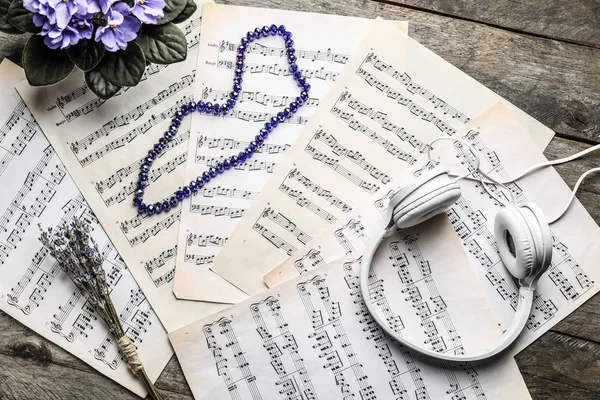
xmin=1 ymin=0 xmax=599 ymax=398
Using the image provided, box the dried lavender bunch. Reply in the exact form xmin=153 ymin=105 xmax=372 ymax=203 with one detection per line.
xmin=39 ymin=217 xmax=163 ymax=400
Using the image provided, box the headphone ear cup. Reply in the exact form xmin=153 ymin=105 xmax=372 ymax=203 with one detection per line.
xmin=393 ymin=184 xmax=461 ymax=228
xmin=522 ymin=203 xmax=553 ymax=276
xmin=494 ymin=207 xmax=535 ymax=279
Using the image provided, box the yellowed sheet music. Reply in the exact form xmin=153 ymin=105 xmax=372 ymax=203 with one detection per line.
xmin=266 ymin=102 xmax=600 ymax=356
xmin=0 ymin=59 xmax=172 ymax=397
xmin=170 ymin=222 xmax=531 ymax=400
xmin=212 ymin=19 xmax=555 ymax=295
xmin=15 ymin=3 xmax=234 ymax=333
xmin=173 ymin=3 xmax=408 ymax=302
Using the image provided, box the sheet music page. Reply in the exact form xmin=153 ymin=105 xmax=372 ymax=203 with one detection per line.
xmin=0 ymin=59 xmax=172 ymax=397
xmin=211 ymin=19 xmax=556 ymax=295
xmin=15 ymin=2 xmax=232 ymax=333
xmin=169 ymin=219 xmax=532 ymax=400
xmin=173 ymin=4 xmax=408 ymax=302
xmin=266 ymin=102 xmax=600 ymax=355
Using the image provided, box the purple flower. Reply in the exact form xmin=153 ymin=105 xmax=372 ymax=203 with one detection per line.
xmin=95 ymin=2 xmax=141 ymax=52
xmin=47 ymin=0 xmax=88 ymax=29
xmin=87 ymin=0 xmax=116 ymax=14
xmin=131 ymin=0 xmax=164 ymax=24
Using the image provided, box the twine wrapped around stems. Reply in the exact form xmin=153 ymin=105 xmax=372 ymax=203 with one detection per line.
xmin=39 ymin=217 xmax=163 ymax=400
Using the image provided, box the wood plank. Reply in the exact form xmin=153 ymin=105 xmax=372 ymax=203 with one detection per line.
xmin=0 ymin=310 xmax=193 ymax=400
xmin=218 ymin=0 xmax=600 ymax=144
xmin=2 ymin=1 xmax=600 ymax=143
xmin=378 ymin=0 xmax=600 ymax=48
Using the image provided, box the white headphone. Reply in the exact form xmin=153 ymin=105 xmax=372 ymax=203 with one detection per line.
xmin=361 ymin=137 xmax=599 ymax=362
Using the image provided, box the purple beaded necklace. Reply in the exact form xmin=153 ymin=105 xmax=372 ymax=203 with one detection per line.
xmin=133 ymin=24 xmax=310 ymax=217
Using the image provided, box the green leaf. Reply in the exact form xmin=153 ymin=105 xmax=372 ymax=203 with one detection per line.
xmin=0 ymin=0 xmax=21 ymax=34
xmin=172 ymin=0 xmax=197 ymax=24
xmin=68 ymin=39 xmax=105 ymax=71
xmin=156 ymin=0 xmax=187 ymax=25
xmin=97 ymin=42 xmax=146 ymax=87
xmin=136 ymin=23 xmax=187 ymax=65
xmin=85 ymin=68 xmax=121 ymax=100
xmin=7 ymin=0 xmax=40 ymax=33
xmin=22 ymin=35 xmax=75 ymax=86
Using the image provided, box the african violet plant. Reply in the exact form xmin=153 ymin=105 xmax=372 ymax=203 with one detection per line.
xmin=0 ymin=0 xmax=196 ymax=99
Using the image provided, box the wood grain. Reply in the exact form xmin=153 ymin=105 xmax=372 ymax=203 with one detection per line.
xmin=0 ymin=0 xmax=599 ymax=399
xmin=378 ymin=0 xmax=600 ymax=48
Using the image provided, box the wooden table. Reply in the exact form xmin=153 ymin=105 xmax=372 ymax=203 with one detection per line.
xmin=1 ymin=0 xmax=599 ymax=398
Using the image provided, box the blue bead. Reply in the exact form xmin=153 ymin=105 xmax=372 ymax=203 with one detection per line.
xmin=255 ymin=135 xmax=264 ymax=145
xmin=259 ymin=128 xmax=269 ymax=138
xmin=182 ymin=186 xmax=191 ymax=197
xmin=290 ymin=64 xmax=298 ymax=73
xmin=189 ymin=101 xmax=196 ymax=111
xmin=233 ymin=83 xmax=241 ymax=93
xmin=212 ymin=104 xmax=220 ymax=115
xmin=277 ymin=112 xmax=285 ymax=122
xmin=297 ymin=77 xmax=306 ymax=86
xmin=175 ymin=111 xmax=184 ymax=119
xmin=300 ymin=91 xmax=309 ymax=101
xmin=283 ymin=32 xmax=292 ymax=41
xmin=289 ymin=101 xmax=298 ymax=112
xmin=233 ymin=77 xmax=242 ymax=85
xmin=189 ymin=180 xmax=197 ymax=190
xmin=154 ymin=202 xmax=163 ymax=214
xmin=303 ymin=83 xmax=311 ymax=92
xmin=159 ymin=137 xmax=168 ymax=146
xmin=162 ymin=201 xmax=171 ymax=212
xmin=245 ymin=148 xmax=254 ymax=159
xmin=153 ymin=143 xmax=163 ymax=153
xmin=285 ymin=39 xmax=294 ymax=48
xmin=223 ymin=159 xmax=231 ymax=170
xmin=170 ymin=196 xmax=178 ymax=207
xmin=296 ymin=95 xmax=304 ymax=105
xmin=181 ymin=105 xmax=190 ymax=116
xmin=230 ymin=91 xmax=239 ymax=100
xmin=286 ymin=48 xmax=294 ymax=56
xmin=141 ymin=164 xmax=150 ymax=173
xmin=277 ymin=25 xmax=286 ymax=35
xmin=227 ymin=99 xmax=235 ymax=108
xmin=202 ymin=171 xmax=211 ymax=182
xmin=172 ymin=119 xmax=181 ymax=128
xmin=262 ymin=26 xmax=269 ymax=36
xmin=249 ymin=141 xmax=258 ymax=152
xmin=176 ymin=190 xmax=184 ymax=201
xmin=236 ymin=60 xmax=244 ymax=69
xmin=246 ymin=31 xmax=254 ymax=41
xmin=196 ymin=177 xmax=204 ymax=188
xmin=197 ymin=101 xmax=205 ymax=112
xmin=133 ymin=196 xmax=141 ymax=205
xmin=135 ymin=188 xmax=144 ymax=198
xmin=253 ymin=27 xmax=262 ymax=38
xmin=215 ymin=162 xmax=224 ymax=173
xmin=220 ymin=104 xmax=230 ymax=114
xmin=264 ymin=122 xmax=273 ymax=132
xmin=241 ymin=37 xmax=248 ymax=46
xmin=234 ymin=68 xmax=243 ymax=76
xmin=238 ymin=151 xmax=247 ymax=162
xmin=236 ymin=52 xmax=245 ymax=61
xmin=288 ymin=55 xmax=297 ymax=63
xmin=230 ymin=155 xmax=239 ymax=166
xmin=148 ymin=149 xmax=157 ymax=157
xmin=169 ymin=126 xmax=177 ymax=134
xmin=138 ymin=203 xmax=147 ymax=213
xmin=269 ymin=24 xmax=277 ymax=35
xmin=208 ymin=168 xmax=216 ymax=178
xmin=270 ymin=116 xmax=279 ymax=127
xmin=147 ymin=204 xmax=156 ymax=215
xmin=138 ymin=180 xmax=147 ymax=189
xmin=283 ymin=108 xmax=291 ymax=119
xmin=293 ymin=71 xmax=302 ymax=81
xmin=238 ymin=43 xmax=246 ymax=53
